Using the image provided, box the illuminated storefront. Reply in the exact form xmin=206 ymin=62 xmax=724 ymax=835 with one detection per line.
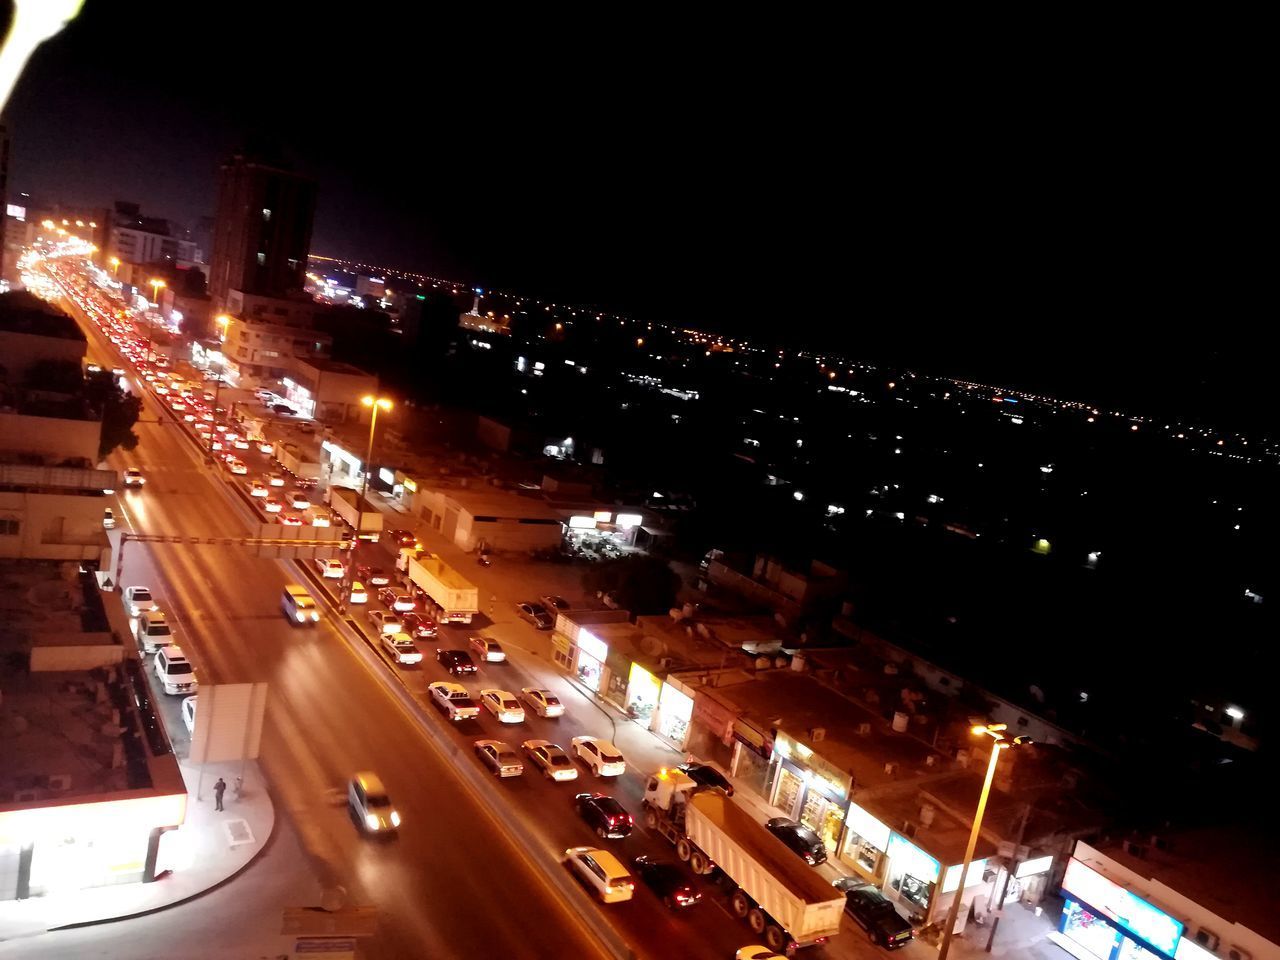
xmin=0 ymin=792 xmax=186 ymax=900
xmin=886 ymin=831 xmax=940 ymax=915
xmin=281 ymin=377 xmax=315 ymax=419
xmin=575 ymin=629 xmax=607 ymax=693
xmin=767 ymin=733 xmax=850 ymax=854
xmin=625 ymin=663 xmax=661 ymax=724
xmin=1058 ymin=858 xmax=1182 ymax=960
xmin=654 ymin=682 xmax=693 ymax=747
xmin=840 ymin=800 xmax=893 ymax=880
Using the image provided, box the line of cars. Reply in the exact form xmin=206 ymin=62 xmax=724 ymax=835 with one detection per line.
xmin=122 ymin=584 xmax=199 ymax=729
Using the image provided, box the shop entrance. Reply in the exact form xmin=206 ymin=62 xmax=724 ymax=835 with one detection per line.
xmin=773 ymin=766 xmax=804 ymax=818
xmin=800 ymin=791 xmax=846 ymax=852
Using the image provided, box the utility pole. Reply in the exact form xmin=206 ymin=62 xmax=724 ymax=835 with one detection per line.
xmin=985 ymin=802 xmax=1033 ymax=952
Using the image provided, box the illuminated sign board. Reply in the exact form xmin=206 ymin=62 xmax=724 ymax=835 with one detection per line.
xmin=578 ymin=629 xmax=608 ymax=662
xmin=568 ymin=516 xmax=597 ymax=530
xmin=942 ymin=858 xmax=988 ymax=893
xmin=1062 ymin=858 xmax=1182 ymax=956
xmin=401 ymin=478 xmax=417 ymax=492
xmin=845 ymin=802 xmax=891 ymax=852
xmin=1017 ymin=855 xmax=1054 ymax=878
xmin=378 ymin=468 xmax=395 ymax=485
xmin=616 ymin=513 xmax=643 ymax=528
xmin=593 ymin=511 xmax=613 ymax=523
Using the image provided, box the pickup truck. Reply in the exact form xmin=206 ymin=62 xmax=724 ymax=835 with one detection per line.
xmin=428 ymin=681 xmax=479 ymax=721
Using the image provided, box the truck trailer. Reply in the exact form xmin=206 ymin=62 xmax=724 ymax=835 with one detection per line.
xmin=327 ymin=487 xmax=383 ymax=540
xmin=407 ymin=555 xmax=479 ymax=624
xmin=643 ymin=770 xmax=844 ymax=954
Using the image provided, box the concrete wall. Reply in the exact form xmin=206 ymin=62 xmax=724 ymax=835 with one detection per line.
xmin=30 ymin=643 xmax=125 ymax=671
xmin=0 ymin=412 xmax=101 ymax=463
xmin=0 ymin=490 xmax=110 ymax=560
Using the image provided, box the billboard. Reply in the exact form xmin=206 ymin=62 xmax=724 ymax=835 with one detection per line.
xmin=1062 ymin=858 xmax=1183 ymax=956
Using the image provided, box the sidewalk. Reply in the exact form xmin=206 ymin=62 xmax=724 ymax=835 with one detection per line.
xmin=0 ymin=759 xmax=275 ymax=942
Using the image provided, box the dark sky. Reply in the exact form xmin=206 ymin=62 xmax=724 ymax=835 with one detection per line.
xmin=2 ymin=4 xmax=1268 ymax=409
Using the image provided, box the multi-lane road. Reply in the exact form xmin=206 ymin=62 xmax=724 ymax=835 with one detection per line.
xmin=52 ymin=267 xmax=767 ymax=960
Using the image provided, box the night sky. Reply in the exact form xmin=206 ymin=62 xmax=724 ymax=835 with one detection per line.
xmin=2 ymin=4 xmax=1266 ymax=416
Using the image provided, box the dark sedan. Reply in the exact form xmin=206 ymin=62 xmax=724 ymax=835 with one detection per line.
xmin=833 ymin=878 xmax=914 ymax=948
xmin=765 ymin=817 xmax=827 ymax=865
xmin=572 ymin=793 xmax=633 ymax=839
xmin=633 ymin=856 xmax=702 ymax=910
xmin=436 ymin=648 xmax=478 ymax=675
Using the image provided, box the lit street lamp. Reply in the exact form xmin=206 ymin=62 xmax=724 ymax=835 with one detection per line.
xmin=342 ymin=395 xmax=392 ymax=605
xmin=109 ymin=256 xmax=120 ymax=276
xmin=936 ymin=723 xmax=1029 ymax=960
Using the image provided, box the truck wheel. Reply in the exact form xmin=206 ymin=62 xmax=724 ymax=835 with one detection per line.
xmin=730 ymin=890 xmax=751 ymax=918
xmin=765 ymin=924 xmax=787 ymax=952
xmin=675 ymin=838 xmax=693 ymax=862
xmin=747 ymin=907 xmax=767 ymax=934
xmin=690 ymin=851 xmax=709 ymax=875
xmin=644 ymin=808 xmax=658 ymax=828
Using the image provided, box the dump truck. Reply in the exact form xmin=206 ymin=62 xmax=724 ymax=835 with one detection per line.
xmin=328 ymin=487 xmax=383 ymax=540
xmin=643 ymin=770 xmax=844 ymax=954
xmin=407 ymin=555 xmax=479 ymax=624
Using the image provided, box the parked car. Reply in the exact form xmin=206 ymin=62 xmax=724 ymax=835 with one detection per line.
xmin=677 ymin=761 xmax=734 ymax=796
xmin=181 ymin=695 xmax=197 ymax=733
xmin=833 ymin=878 xmax=914 ymax=948
xmin=473 ymin=739 xmax=523 ymax=778
xmin=564 ymin=847 xmax=634 ymax=903
xmin=519 ymin=687 xmax=565 ymax=718
xmin=516 ymin=601 xmax=555 ymax=629
xmin=765 ymin=817 xmax=827 ymax=866
xmin=540 ymin=594 xmax=571 ymax=613
xmin=154 ymin=647 xmax=198 ymax=695
xmin=122 ymin=585 xmax=157 ymax=618
xmin=570 ymin=736 xmax=626 ymax=777
xmin=573 ymin=793 xmax=634 ymax=839
xmin=436 ymin=649 xmax=477 ymax=676
xmin=633 ymin=856 xmax=702 ymax=909
xmin=521 ymin=740 xmax=578 ymax=781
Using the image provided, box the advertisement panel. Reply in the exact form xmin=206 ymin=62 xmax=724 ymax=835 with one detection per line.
xmin=1062 ymin=858 xmax=1183 ymax=957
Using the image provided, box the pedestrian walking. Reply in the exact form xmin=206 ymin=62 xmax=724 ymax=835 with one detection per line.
xmin=214 ymin=777 xmax=226 ymax=811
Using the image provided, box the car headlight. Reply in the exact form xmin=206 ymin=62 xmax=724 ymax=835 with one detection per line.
xmin=390 ymin=811 xmax=401 ymax=827
xmin=310 ymin=612 xmax=319 ymax=621
xmin=296 ymin=613 xmax=306 ymax=622
xmin=365 ymin=814 xmax=380 ymax=830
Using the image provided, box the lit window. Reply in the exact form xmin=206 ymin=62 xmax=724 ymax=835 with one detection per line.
xmin=262 ymin=208 xmax=272 ymax=221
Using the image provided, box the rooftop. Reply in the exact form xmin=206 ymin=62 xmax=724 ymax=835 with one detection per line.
xmin=0 ymin=561 xmax=183 ymax=808
xmin=299 ymin=357 xmax=371 ymax=376
xmin=0 ymin=291 xmax=87 ymax=342
xmin=433 ymin=486 xmax=565 ymax=523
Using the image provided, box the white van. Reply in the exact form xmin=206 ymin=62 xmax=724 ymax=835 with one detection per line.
xmin=282 ymin=584 xmax=320 ymax=625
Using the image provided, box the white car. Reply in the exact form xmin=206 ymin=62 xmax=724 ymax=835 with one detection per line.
xmin=233 ymin=437 xmax=250 ymax=450
xmin=315 ymin=557 xmax=345 ymax=579
xmin=258 ymin=441 xmax=274 ymax=454
xmin=123 ymin=468 xmax=145 ymax=487
xmin=468 ymin=635 xmax=506 ymax=663
xmin=349 ymin=581 xmax=368 ymax=604
xmin=289 ymin=492 xmax=310 ymax=510
xmin=571 ymin=736 xmax=626 ymax=778
xmin=154 ymin=647 xmax=198 ymax=696
xmin=520 ymin=688 xmax=565 ymax=718
xmin=248 ymin=481 xmax=269 ymax=497
xmin=479 ymin=689 xmax=525 ymax=724
xmin=181 ymin=695 xmax=197 ymax=733
xmin=123 ymin=585 xmax=157 ymax=618
xmin=521 ymin=740 xmax=578 ymax=781
xmin=564 ymin=847 xmax=634 ymax=903
xmin=474 ymin=739 xmax=523 ymax=778
xmin=226 ymin=459 xmax=248 ymax=475
xmin=367 ymin=610 xmax=402 ymax=635
xmin=428 ymin=681 xmax=480 ymax=721
xmin=266 ymin=473 xmax=286 ymax=487
xmin=381 ymin=632 xmax=423 ymax=665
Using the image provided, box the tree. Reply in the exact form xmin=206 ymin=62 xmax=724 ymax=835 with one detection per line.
xmin=581 ymin=554 xmax=681 ymax=616
xmin=84 ymin=369 xmax=142 ymax=459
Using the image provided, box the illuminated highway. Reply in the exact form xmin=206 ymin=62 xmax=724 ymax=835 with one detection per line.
xmin=55 ymin=271 xmax=763 ymax=960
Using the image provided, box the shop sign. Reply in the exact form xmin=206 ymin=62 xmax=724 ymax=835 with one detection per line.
xmin=846 ymin=802 xmax=891 ymax=852
xmin=578 ymin=630 xmax=608 ymax=662
xmin=401 ymin=477 xmax=417 ymax=492
xmin=1016 ymin=855 xmax=1053 ymax=879
xmin=1062 ymin=858 xmax=1183 ymax=957
xmin=887 ymin=832 xmax=940 ymax=884
xmin=593 ymin=511 xmax=613 ymax=522
xmin=732 ymin=719 xmax=771 ymax=757
xmin=942 ymin=858 xmax=988 ymax=893
xmin=616 ymin=513 xmax=642 ymax=528
xmin=568 ymin=516 xmax=598 ymax=529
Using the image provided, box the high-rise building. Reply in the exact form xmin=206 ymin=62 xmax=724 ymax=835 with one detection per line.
xmin=209 ymin=155 xmax=316 ymax=311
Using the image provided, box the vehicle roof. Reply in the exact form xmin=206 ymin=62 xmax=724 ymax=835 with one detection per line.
xmin=583 ymin=848 xmax=630 ymax=878
xmin=284 ymin=584 xmax=312 ymax=597
xmin=142 ymin=609 xmax=167 ymax=621
xmin=352 ymin=771 xmax=387 ymax=794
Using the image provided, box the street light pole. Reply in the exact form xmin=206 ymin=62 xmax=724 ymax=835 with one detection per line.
xmin=349 ymin=395 xmax=392 ymax=594
xmin=147 ymin=278 xmax=165 ymax=362
xmin=937 ymin=723 xmax=1026 ymax=960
